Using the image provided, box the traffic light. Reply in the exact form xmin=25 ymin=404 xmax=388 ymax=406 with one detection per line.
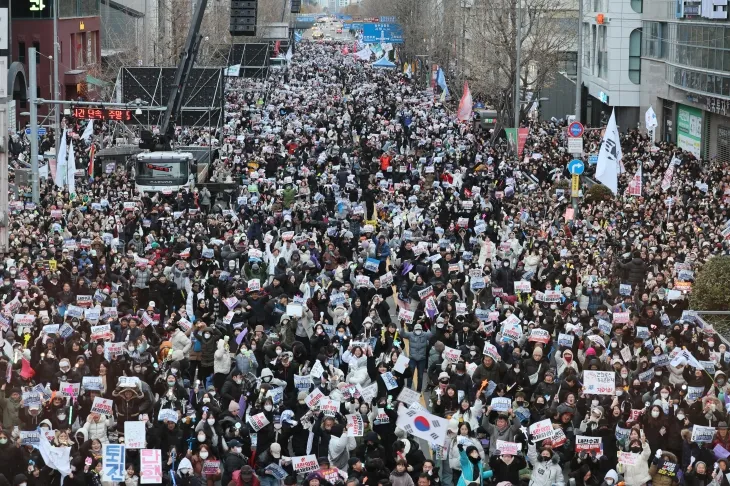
xmin=230 ymin=0 xmax=257 ymax=36
xmin=291 ymin=0 xmax=301 ymax=13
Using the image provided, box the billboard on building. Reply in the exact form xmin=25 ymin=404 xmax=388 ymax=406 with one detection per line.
xmin=677 ymin=103 xmax=703 ymax=158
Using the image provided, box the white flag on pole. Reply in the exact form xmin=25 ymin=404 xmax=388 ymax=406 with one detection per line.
xmin=595 ymin=109 xmax=622 ymax=194
xmin=645 ymin=106 xmax=657 ymax=131
xmin=285 ymin=45 xmax=293 ymax=62
xmin=81 ymin=119 xmax=95 ymax=142
xmin=67 ymin=138 xmax=76 ymax=195
xmin=54 ymin=129 xmax=68 ymax=188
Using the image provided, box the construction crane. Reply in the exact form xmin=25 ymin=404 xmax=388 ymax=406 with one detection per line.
xmin=135 ymin=0 xmax=208 ymax=192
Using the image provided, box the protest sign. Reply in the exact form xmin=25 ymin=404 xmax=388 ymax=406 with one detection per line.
xmin=613 ymin=312 xmax=630 ymax=324
xmin=202 ymin=460 xmax=221 ymax=476
xmin=91 ymin=397 xmax=114 ymax=415
xmin=575 ymin=436 xmax=602 ymax=452
xmin=140 ymin=449 xmax=162 ymax=484
xmin=557 ymin=334 xmax=574 ymax=348
xmin=90 ymin=324 xmax=113 ymax=340
xmin=619 ymin=452 xmax=639 ymax=465
xmin=22 ymin=391 xmax=41 ymax=408
xmin=495 ymin=440 xmax=520 ymax=456
xmin=583 ymin=370 xmax=616 ymax=395
xmin=529 ymin=419 xmax=554 ymax=442
xmin=687 ymin=386 xmax=705 ymax=401
xmin=394 ymin=354 xmax=411 ymax=374
xmin=292 ymin=455 xmax=319 ymax=473
xmin=692 ymin=425 xmax=716 ymax=443
xmin=294 ymin=375 xmax=311 ymax=392
xmin=656 ymin=460 xmax=678 ymax=477
xmin=398 ymin=308 xmax=414 ymax=323
xmin=124 ymin=421 xmax=146 ymax=449
xmin=514 ymin=281 xmax=532 ymax=293
xmin=266 ymin=464 xmax=288 ymax=480
xmin=396 ymin=388 xmax=421 ymax=405
xmin=249 ymin=412 xmax=270 ymax=432
xmin=360 ymin=383 xmax=378 ymax=403
xmin=20 ymin=431 xmax=39 ymax=446
xmin=491 ymin=397 xmax=512 ymax=412
xmin=305 ymin=389 xmax=325 ymax=408
xmin=319 ymin=397 xmax=339 ymax=416
xmin=381 ymin=372 xmax=399 ymax=390
xmin=102 ymin=443 xmax=126 ymax=481
xmin=347 ymin=413 xmax=364 ymax=436
xmin=157 ymin=409 xmax=178 ymax=423
xmin=444 ymin=346 xmax=461 ymax=363
xmin=528 ymin=328 xmax=550 ymax=344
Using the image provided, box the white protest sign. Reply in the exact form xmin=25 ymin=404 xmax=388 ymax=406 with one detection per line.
xmin=394 ymin=354 xmax=410 ymax=374
xmin=444 ymin=346 xmax=461 ymax=363
xmin=491 ymin=397 xmax=512 ymax=412
xmin=319 ymin=397 xmax=339 ymax=416
xmin=124 ymin=421 xmax=146 ymax=449
xmin=346 ymin=413 xmax=364 ymax=436
xmin=396 ymin=388 xmax=421 ymax=405
xmin=529 ymin=419 xmax=554 ymax=442
xmin=91 ymin=397 xmax=114 ymax=415
xmin=691 ymin=425 xmax=716 ymax=443
xmin=305 ymin=388 xmax=325 ymax=408
xmin=292 ymin=455 xmax=319 ymax=473
xmin=382 ymin=372 xmax=399 ymax=390
xmin=583 ymin=370 xmax=616 ymax=395
xmin=249 ymin=412 xmax=270 ymax=432
xmin=496 ymin=440 xmax=520 ymax=456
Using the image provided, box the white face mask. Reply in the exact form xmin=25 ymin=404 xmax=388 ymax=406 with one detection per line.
xmin=203 ymin=397 xmax=210 ymax=404
xmin=264 ymin=405 xmax=273 ymax=412
xmin=199 ymin=451 xmax=209 ymax=459
xmin=661 ymin=392 xmax=669 ymax=399
xmin=651 ymin=411 xmax=660 ymax=418
xmin=207 ymin=418 xmax=215 ymax=425
xmin=198 ymin=434 xmax=206 ymax=442
xmin=677 ymin=414 xmax=685 ymax=421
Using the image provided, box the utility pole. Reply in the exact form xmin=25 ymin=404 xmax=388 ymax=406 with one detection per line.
xmin=575 ymin=0 xmax=583 ymax=123
xmin=513 ymin=0 xmax=521 ymax=129
xmin=29 ymin=47 xmax=40 ymax=204
xmin=53 ymin=0 xmax=60 ymax=156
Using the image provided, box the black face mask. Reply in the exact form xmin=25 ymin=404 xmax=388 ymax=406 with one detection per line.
xmin=630 ymin=446 xmax=642 ymax=453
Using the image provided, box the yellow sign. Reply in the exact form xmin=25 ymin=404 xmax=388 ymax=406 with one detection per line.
xmin=49 ymin=259 xmax=57 ymax=272
xmin=80 ymin=20 xmax=85 ymax=30
xmin=571 ymin=174 xmax=580 ymax=198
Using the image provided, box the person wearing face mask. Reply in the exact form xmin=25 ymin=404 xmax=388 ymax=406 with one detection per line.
xmin=222 ymin=439 xmax=249 ymax=486
xmin=618 ymin=438 xmax=651 ymax=486
xmin=0 ymin=430 xmax=19 ymax=481
xmin=174 ymin=457 xmax=198 ymax=486
xmin=191 ymin=443 xmax=221 ymax=486
xmin=220 ymin=369 xmax=245 ymax=412
xmin=397 ymin=321 xmax=432 ymax=391
xmin=526 ymin=441 xmax=565 ymax=486
xmin=194 ymin=325 xmax=222 ymax=385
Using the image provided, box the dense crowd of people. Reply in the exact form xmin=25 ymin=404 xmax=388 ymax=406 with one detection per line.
xmin=2 ymin=38 xmax=730 ymax=486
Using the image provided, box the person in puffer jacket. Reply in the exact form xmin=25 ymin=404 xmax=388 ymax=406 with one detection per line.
xmin=397 ymin=320 xmax=432 ymax=389
xmin=526 ymin=441 xmax=565 ymax=486
xmin=483 ymin=409 xmax=523 ymax=455
xmin=618 ymin=438 xmax=651 ymax=486
xmin=81 ymin=412 xmax=113 ymax=444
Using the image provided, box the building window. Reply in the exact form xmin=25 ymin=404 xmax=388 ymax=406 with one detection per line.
xmin=642 ymin=21 xmax=665 ymax=59
xmin=558 ymin=51 xmax=578 ymax=76
xmin=591 ymin=24 xmax=597 ymax=76
xmin=583 ymin=22 xmax=591 ymax=69
xmin=33 ymin=41 xmax=40 ymax=63
xmin=598 ymin=25 xmax=608 ymax=79
xmin=631 ymin=0 xmax=643 ymax=13
xmin=18 ymin=41 xmax=25 ymax=63
xmin=629 ymin=29 xmax=642 ymax=84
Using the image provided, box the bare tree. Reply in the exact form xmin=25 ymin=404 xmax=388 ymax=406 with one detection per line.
xmin=466 ymin=0 xmax=575 ymax=127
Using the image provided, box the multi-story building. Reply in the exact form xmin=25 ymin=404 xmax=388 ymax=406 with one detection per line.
xmin=580 ymin=0 xmax=643 ymax=129
xmin=640 ymin=0 xmax=729 ymax=162
xmin=11 ymin=0 xmax=102 ymax=123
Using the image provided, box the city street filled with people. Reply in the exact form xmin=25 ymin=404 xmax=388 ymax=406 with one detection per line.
xmin=2 ymin=39 xmax=730 ymax=486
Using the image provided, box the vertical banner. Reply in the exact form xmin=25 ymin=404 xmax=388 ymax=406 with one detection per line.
xmin=140 ymin=449 xmax=162 ymax=484
xmin=102 ymin=443 xmax=126 ymax=481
